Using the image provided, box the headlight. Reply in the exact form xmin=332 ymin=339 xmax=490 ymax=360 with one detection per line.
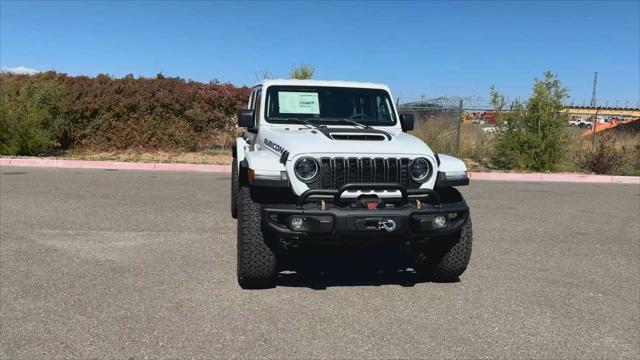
xmin=294 ymin=157 xmax=320 ymax=182
xmin=410 ymin=157 xmax=432 ymax=182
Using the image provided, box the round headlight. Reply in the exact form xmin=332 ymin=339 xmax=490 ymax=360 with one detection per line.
xmin=410 ymin=157 xmax=432 ymax=182
xmin=294 ymin=157 xmax=320 ymax=182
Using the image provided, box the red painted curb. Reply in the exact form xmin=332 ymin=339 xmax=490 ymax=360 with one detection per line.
xmin=0 ymin=158 xmax=227 ymax=173
xmin=2 ymin=158 xmax=639 ymax=184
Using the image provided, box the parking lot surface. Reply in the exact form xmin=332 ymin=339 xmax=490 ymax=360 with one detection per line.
xmin=1 ymin=167 xmax=638 ymax=359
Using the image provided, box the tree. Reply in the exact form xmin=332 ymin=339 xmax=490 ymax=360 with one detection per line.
xmin=289 ymin=63 xmax=315 ymax=79
xmin=492 ymin=71 xmax=569 ymax=171
xmin=489 ymin=85 xmax=505 ymax=121
xmin=255 ymin=68 xmax=273 ymax=81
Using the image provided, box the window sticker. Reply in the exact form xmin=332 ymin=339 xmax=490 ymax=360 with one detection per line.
xmin=278 ymin=91 xmax=320 ymax=114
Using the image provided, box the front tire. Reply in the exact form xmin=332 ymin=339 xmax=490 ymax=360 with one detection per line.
xmin=230 ymin=160 xmax=239 ymax=219
xmin=415 ymin=217 xmax=473 ymax=280
xmin=237 ymin=186 xmax=277 ymax=289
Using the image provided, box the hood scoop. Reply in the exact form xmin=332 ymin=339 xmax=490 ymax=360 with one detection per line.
xmin=319 ymin=127 xmax=392 ymax=141
xmin=330 ymin=133 xmax=386 ymax=141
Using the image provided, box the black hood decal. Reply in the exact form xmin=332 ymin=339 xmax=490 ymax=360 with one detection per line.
xmin=317 ymin=127 xmax=392 ymax=141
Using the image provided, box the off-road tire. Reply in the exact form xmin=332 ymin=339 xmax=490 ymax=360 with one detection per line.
xmin=237 ymin=186 xmax=277 ymax=289
xmin=230 ymin=160 xmax=239 ymax=219
xmin=415 ymin=217 xmax=473 ymax=280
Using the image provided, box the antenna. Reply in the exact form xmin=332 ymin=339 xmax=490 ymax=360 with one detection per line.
xmin=590 ymin=72 xmax=598 ymax=107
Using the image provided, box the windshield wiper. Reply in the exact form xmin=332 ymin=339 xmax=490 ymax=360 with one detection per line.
xmin=268 ymin=117 xmax=325 ymax=129
xmin=269 ymin=116 xmax=372 ymax=130
xmin=319 ymin=118 xmax=372 ymax=130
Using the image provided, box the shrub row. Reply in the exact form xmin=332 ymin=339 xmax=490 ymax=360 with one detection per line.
xmin=0 ymin=72 xmax=250 ymax=155
xmin=412 ymin=120 xmax=639 ymax=176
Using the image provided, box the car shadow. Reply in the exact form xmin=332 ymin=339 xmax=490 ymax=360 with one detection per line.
xmin=275 ymin=243 xmax=459 ymax=289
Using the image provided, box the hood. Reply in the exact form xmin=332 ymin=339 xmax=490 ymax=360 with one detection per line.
xmin=256 ymin=125 xmax=433 ymax=159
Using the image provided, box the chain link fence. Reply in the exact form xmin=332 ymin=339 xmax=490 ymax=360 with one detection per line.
xmin=398 ymin=97 xmax=465 ymax=153
xmin=397 ymin=97 xmax=494 ymax=165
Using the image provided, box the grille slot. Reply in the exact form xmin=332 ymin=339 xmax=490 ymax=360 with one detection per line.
xmin=311 ymin=157 xmax=419 ymax=190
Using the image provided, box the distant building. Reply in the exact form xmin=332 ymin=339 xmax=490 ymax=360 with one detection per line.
xmin=564 ymin=106 xmax=640 ymax=119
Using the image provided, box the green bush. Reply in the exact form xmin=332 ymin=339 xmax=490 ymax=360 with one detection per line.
xmin=491 ymin=72 xmax=569 ymax=171
xmin=0 ymin=72 xmax=66 ymax=155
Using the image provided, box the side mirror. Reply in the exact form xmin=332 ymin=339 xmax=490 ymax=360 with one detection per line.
xmin=400 ymin=113 xmax=414 ymax=132
xmin=238 ymin=109 xmax=255 ymax=128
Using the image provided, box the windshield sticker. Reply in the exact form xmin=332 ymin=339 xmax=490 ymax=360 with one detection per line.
xmin=278 ymin=91 xmax=320 ymax=114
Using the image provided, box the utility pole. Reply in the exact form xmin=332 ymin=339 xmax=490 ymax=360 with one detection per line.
xmin=590 ymin=72 xmax=598 ymax=107
xmin=591 ymin=109 xmax=600 ymax=147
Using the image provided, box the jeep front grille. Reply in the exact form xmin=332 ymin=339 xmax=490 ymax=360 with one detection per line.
xmin=307 ymin=157 xmax=420 ymax=190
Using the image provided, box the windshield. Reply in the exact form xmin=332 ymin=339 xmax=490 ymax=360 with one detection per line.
xmin=265 ymin=86 xmax=397 ymax=126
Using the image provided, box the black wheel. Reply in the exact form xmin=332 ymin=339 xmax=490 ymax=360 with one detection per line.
xmin=415 ymin=217 xmax=473 ymax=280
xmin=237 ymin=186 xmax=277 ymax=289
xmin=230 ymin=160 xmax=239 ymax=219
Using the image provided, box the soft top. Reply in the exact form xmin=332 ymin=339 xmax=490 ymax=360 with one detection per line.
xmin=254 ymin=79 xmax=391 ymax=91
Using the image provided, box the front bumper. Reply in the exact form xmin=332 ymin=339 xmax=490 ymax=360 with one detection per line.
xmin=261 ymin=183 xmax=469 ymax=240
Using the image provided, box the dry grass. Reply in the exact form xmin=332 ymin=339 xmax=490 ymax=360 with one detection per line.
xmin=9 ymin=119 xmax=639 ymax=175
xmin=411 ymin=116 xmax=639 ymax=175
xmin=410 ymin=116 xmax=494 ymax=171
xmin=62 ymin=149 xmax=232 ymax=165
xmin=565 ymin=129 xmax=640 ymax=176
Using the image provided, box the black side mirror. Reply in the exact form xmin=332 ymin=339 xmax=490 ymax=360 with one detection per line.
xmin=238 ymin=109 xmax=255 ymax=128
xmin=400 ymin=113 xmax=414 ymax=132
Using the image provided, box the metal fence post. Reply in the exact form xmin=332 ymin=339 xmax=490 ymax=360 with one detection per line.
xmin=455 ymin=99 xmax=463 ymax=154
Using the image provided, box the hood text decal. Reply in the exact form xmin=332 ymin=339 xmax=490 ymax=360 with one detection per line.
xmin=263 ymin=138 xmax=285 ymax=154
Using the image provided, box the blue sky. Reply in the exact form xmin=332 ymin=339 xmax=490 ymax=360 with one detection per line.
xmin=1 ymin=1 xmax=639 ymax=106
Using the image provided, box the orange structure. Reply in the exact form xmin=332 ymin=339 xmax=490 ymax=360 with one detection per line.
xmin=583 ymin=118 xmax=640 ymax=136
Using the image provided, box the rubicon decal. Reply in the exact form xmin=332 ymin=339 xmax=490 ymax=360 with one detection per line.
xmin=263 ymin=138 xmax=285 ymax=154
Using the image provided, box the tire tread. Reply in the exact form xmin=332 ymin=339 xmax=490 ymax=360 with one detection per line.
xmin=237 ymin=187 xmax=277 ymax=289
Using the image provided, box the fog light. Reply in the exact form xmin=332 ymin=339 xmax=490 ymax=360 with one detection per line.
xmin=290 ymin=216 xmax=304 ymax=230
xmin=433 ymin=215 xmax=447 ymax=228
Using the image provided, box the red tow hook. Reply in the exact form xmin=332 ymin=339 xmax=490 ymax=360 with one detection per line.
xmin=358 ymin=195 xmax=384 ymax=210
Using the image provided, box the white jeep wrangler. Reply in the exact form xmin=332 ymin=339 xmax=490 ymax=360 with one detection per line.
xmin=231 ymin=79 xmax=472 ymax=289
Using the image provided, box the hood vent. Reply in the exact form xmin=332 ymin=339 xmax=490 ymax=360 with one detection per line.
xmin=318 ymin=127 xmax=393 ymax=141
xmin=330 ymin=133 xmax=387 ymax=141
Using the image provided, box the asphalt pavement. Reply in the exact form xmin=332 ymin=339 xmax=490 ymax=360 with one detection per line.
xmin=1 ymin=166 xmax=638 ymax=359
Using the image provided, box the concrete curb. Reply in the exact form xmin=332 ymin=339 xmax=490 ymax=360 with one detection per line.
xmin=0 ymin=158 xmax=230 ymax=173
xmin=1 ymin=157 xmax=638 ymax=184
xmin=467 ymin=171 xmax=639 ymax=184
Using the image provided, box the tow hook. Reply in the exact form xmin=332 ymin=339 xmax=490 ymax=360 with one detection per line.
xmin=377 ymin=219 xmax=396 ymax=232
